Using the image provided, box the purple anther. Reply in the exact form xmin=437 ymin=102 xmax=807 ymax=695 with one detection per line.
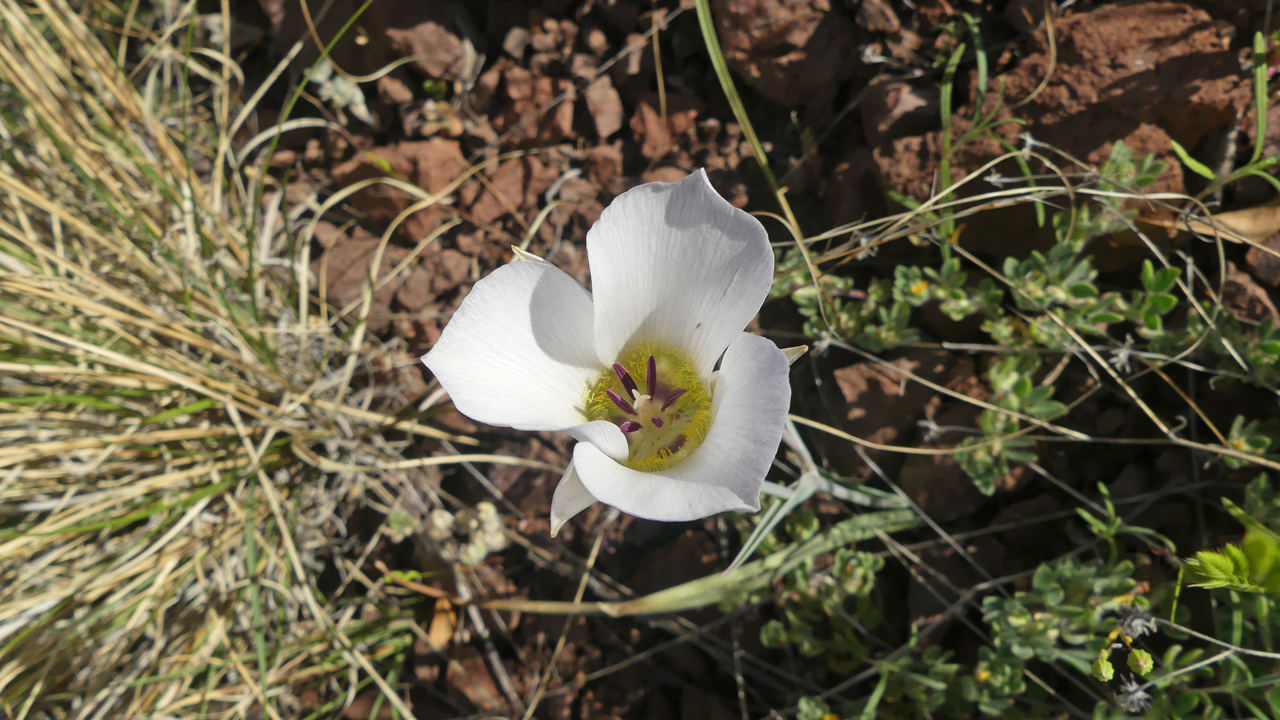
xmin=651 ymin=416 xmax=664 ymax=428
xmin=661 ymin=388 xmax=686 ymax=411
xmin=613 ymin=362 xmax=638 ymax=399
xmin=606 ymin=389 xmax=637 ymax=415
xmin=646 ymin=354 xmax=657 ymax=397
xmin=620 ymin=420 xmax=642 ymax=433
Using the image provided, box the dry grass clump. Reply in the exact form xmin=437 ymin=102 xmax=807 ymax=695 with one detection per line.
xmin=0 ymin=0 xmax=475 ymax=716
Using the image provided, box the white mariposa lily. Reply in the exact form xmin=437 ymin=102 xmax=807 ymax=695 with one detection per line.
xmin=422 ymin=169 xmax=792 ymax=535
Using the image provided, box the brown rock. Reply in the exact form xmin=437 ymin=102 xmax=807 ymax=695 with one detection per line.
xmin=258 ymin=0 xmax=285 ymax=29
xmin=502 ymin=25 xmax=530 ymax=58
xmin=897 ymin=406 xmax=989 ymax=523
xmin=873 ymin=1 xmax=1251 ymax=258
xmin=630 ymin=93 xmax=706 ymax=160
xmin=529 ymin=26 xmax=559 ymax=53
xmin=446 ymin=646 xmax=505 ymax=712
xmin=472 ymin=58 xmax=504 ymax=109
xmin=376 ymin=71 xmax=415 ymax=105
xmin=471 ymin=158 xmax=527 ymax=225
xmin=907 ymin=535 xmax=1005 ymax=622
xmin=570 ymin=52 xmax=598 ymax=81
xmin=503 ymin=64 xmax=534 ymax=101
xmin=557 ymin=177 xmax=598 ymax=204
xmin=855 ymin=0 xmax=900 ymax=32
xmin=585 ymin=26 xmax=609 ymax=55
xmin=545 ymin=78 xmax=577 ymax=138
xmin=1007 ymin=2 xmax=1245 ymax=163
xmin=585 ymin=141 xmax=625 ymax=190
xmin=373 ymin=348 xmax=430 ymax=404
xmin=822 ymin=349 xmax=951 ymax=480
xmin=862 ymin=81 xmax=939 ymax=146
xmin=825 ymin=145 xmax=883 ymax=227
xmin=453 ymin=231 xmax=486 ymax=256
xmin=991 ymin=495 xmax=1063 ymax=553
xmin=1223 ymin=260 xmax=1280 ymax=323
xmin=395 ymin=264 xmax=435 ymax=312
xmin=943 ymin=355 xmax=988 ymax=401
xmin=641 ymin=167 xmax=689 ymax=184
xmin=311 ymin=235 xmax=411 ymax=333
xmin=492 ymin=69 xmax=577 ymax=146
xmin=1246 ymin=233 xmax=1280 ymax=286
xmin=267 ymin=149 xmax=297 ymax=169
xmin=330 ymin=139 xmax=467 ymax=238
xmin=627 ymin=529 xmax=718 ymax=596
xmin=426 ymin=249 xmax=472 ymax=295
xmin=275 ymin=0 xmax=479 ymax=89
xmin=585 ymin=75 xmax=624 ymax=139
xmin=384 ymin=4 xmax=480 ymax=82
xmin=311 ymin=219 xmax=346 ymax=248
xmin=709 ymin=0 xmax=858 ymax=119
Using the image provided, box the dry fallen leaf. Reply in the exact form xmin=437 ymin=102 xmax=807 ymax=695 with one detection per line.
xmin=428 ymin=598 xmax=456 ymax=651
xmin=1142 ymin=195 xmax=1280 ymax=245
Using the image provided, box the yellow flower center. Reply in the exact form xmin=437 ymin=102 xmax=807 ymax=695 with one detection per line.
xmin=584 ymin=343 xmax=712 ymax=472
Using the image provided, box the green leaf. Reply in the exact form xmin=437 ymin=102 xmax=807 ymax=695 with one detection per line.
xmin=1243 ymin=530 xmax=1280 ymax=583
xmin=1003 ymin=256 xmax=1019 ymax=279
xmin=143 ymin=397 xmax=219 ymax=425
xmin=1069 ymin=283 xmax=1099 ymax=298
xmin=1185 ymin=545 xmax=1262 ymax=591
xmin=1032 ymin=564 xmax=1056 ymax=592
xmin=760 ymin=619 xmax=789 ymax=649
xmin=1149 ymin=293 xmax=1178 ymax=314
xmin=1026 ymin=400 xmax=1066 ymax=419
xmin=797 ymin=696 xmax=833 ymax=720
xmin=1267 ymin=684 xmax=1280 ymax=720
xmin=786 ymin=509 xmax=821 ymax=542
xmin=1170 ymin=138 xmax=1218 ymax=180
xmin=1151 ymin=267 xmax=1181 ymax=294
xmin=1127 ymin=648 xmax=1154 ymax=676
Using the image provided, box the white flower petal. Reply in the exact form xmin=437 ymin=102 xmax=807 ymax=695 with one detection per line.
xmin=550 ymin=463 xmax=598 ymax=537
xmin=422 ymin=261 xmax=600 ymax=431
xmin=573 ymin=333 xmax=790 ymax=522
xmin=588 ymin=169 xmax=773 ymax=378
xmin=565 ymin=421 xmax=628 ymax=462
